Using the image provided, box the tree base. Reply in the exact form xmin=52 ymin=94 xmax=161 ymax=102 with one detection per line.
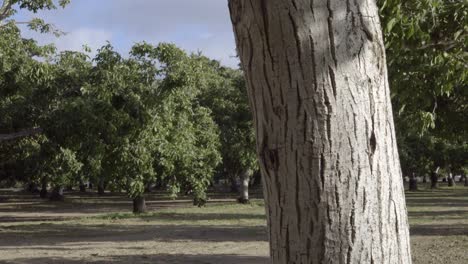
xmin=39 ymin=189 xmax=48 ymax=199
xmin=237 ymin=197 xmax=250 ymax=204
xmin=409 ymin=179 xmax=418 ymax=191
xmin=133 ymin=197 xmax=146 ymax=214
xmin=97 ymin=186 xmax=105 ymax=196
xmin=193 ymin=197 xmax=207 ymax=207
xmin=49 ymin=189 xmax=64 ymax=201
xmin=27 ymin=183 xmax=40 ymax=194
xmin=448 ymin=178 xmax=454 ymax=187
xmin=79 ymin=185 xmax=86 ymax=193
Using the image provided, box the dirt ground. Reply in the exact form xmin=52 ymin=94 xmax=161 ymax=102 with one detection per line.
xmin=0 ymin=185 xmax=467 ymax=264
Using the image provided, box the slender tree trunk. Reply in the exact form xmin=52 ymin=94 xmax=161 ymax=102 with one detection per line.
xmin=79 ymin=183 xmax=86 ymax=193
xmin=49 ymin=186 xmax=64 ymax=201
xmin=229 ymin=175 xmax=239 ymax=193
xmin=447 ymin=173 xmax=454 ymax=187
xmin=430 ymin=172 xmax=438 ymax=189
xmin=133 ymin=196 xmax=146 ymax=214
xmin=464 ymin=175 xmax=468 ymax=187
xmin=97 ymin=178 xmax=105 ymax=195
xmin=238 ymin=169 xmax=251 ymax=203
xmin=145 ymin=181 xmax=153 ymax=193
xmin=229 ymin=1 xmax=412 ymax=263
xmin=40 ymin=179 xmax=48 ymax=199
xmin=409 ymin=174 xmax=418 ymax=191
xmin=251 ymin=169 xmax=262 ymax=187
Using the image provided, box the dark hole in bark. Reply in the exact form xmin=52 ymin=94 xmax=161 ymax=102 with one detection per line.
xmin=267 ymin=149 xmax=279 ymax=171
xmin=369 ymin=132 xmax=377 ymax=154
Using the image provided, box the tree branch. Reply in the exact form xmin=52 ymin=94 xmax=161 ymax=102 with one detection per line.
xmin=0 ymin=128 xmax=43 ymax=142
xmin=0 ymin=0 xmax=13 ymax=22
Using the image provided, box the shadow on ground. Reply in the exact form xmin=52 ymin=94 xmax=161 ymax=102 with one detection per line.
xmin=0 ymin=254 xmax=269 ymax=264
xmin=0 ymin=223 xmax=267 ymax=247
xmin=410 ymin=224 xmax=468 ymax=236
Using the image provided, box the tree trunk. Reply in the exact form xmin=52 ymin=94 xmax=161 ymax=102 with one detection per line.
xmin=27 ymin=182 xmax=40 ymax=193
xmin=97 ymin=178 xmax=105 ymax=195
xmin=229 ymin=175 xmax=239 ymax=193
xmin=447 ymin=173 xmax=454 ymax=187
xmin=430 ymin=171 xmax=438 ymax=189
xmin=49 ymin=187 xmax=64 ymax=201
xmin=0 ymin=127 xmax=43 ymax=142
xmin=145 ymin=181 xmax=153 ymax=193
xmin=238 ymin=169 xmax=251 ymax=203
xmin=251 ymin=169 xmax=262 ymax=187
xmin=409 ymin=174 xmax=418 ymax=191
xmin=228 ymin=1 xmax=412 ymax=263
xmin=79 ymin=181 xmax=86 ymax=193
xmin=40 ymin=179 xmax=48 ymax=199
xmin=465 ymin=175 xmax=468 ymax=187
xmin=422 ymin=175 xmax=427 ymax=183
xmin=133 ymin=196 xmax=146 ymax=214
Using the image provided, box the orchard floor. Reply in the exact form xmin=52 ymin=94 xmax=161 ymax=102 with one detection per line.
xmin=0 ymin=185 xmax=467 ymax=264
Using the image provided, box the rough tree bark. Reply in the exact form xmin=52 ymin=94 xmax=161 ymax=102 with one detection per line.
xmin=133 ymin=196 xmax=146 ymax=214
xmin=228 ymin=0 xmax=412 ymax=263
xmin=238 ymin=169 xmax=252 ymax=203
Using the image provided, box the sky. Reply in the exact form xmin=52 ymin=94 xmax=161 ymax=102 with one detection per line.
xmin=15 ymin=0 xmax=240 ymax=68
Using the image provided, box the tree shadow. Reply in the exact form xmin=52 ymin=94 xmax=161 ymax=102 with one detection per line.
xmin=0 ymin=223 xmax=268 ymax=247
xmin=410 ymin=224 xmax=468 ymax=236
xmin=406 ymin=197 xmax=468 ymax=207
xmin=0 ymin=187 xmax=265 ymax=223
xmin=408 ymin=210 xmax=468 ymax=218
xmin=1 ymin=254 xmax=269 ymax=264
xmin=138 ymin=212 xmax=266 ymax=221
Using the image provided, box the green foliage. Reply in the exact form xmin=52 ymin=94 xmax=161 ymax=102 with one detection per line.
xmin=46 ymin=146 xmax=82 ymax=188
xmin=0 ymin=19 xmax=225 ymax=204
xmin=379 ymin=0 xmax=467 ymax=174
xmin=195 ymin=59 xmax=257 ymax=184
xmin=379 ymin=0 xmax=467 ymax=137
xmin=0 ymin=0 xmax=70 ymax=35
xmin=145 ymin=43 xmax=222 ymax=204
